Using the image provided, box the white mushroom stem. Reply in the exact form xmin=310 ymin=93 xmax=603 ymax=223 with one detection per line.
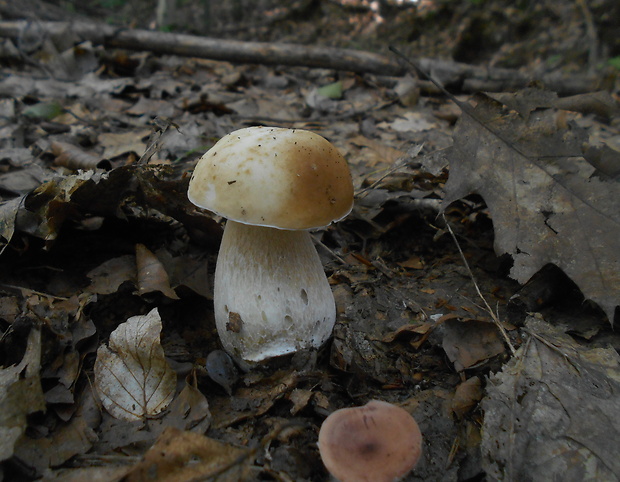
xmin=214 ymin=220 xmax=336 ymax=362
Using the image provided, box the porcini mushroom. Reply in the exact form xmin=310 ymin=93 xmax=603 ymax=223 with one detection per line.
xmin=188 ymin=126 xmax=353 ymax=362
xmin=318 ymin=400 xmax=422 ymax=482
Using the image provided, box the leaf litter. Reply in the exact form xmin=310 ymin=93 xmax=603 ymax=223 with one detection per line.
xmin=482 ymin=315 xmax=620 ymax=481
xmin=94 ymin=308 xmax=176 ymax=422
xmin=441 ymin=91 xmax=620 ymax=322
xmin=0 ymin=4 xmax=618 ymax=480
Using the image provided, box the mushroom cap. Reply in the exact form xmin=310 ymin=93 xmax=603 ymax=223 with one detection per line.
xmin=318 ymin=400 xmax=422 ymax=482
xmin=188 ymin=126 xmax=354 ymax=230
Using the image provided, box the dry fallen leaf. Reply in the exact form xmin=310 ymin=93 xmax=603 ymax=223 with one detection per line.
xmin=0 ymin=328 xmax=45 ymax=462
xmin=51 ymin=141 xmax=103 ymax=170
xmin=379 ymin=111 xmax=438 ymax=133
xmin=451 ymin=376 xmax=482 ymax=419
xmin=135 ymin=243 xmax=179 ymax=299
xmin=350 ymin=135 xmax=406 ymax=167
xmin=86 ymin=255 xmax=136 ymax=295
xmin=123 ymin=426 xmax=251 ymax=482
xmin=97 ymin=129 xmax=150 ymax=160
xmin=0 ymin=195 xmax=25 ymax=253
xmin=147 ymin=373 xmax=212 ymax=437
xmin=287 ymin=388 xmax=314 ymax=415
xmin=482 ymin=316 xmax=620 ymax=481
xmin=442 ymin=319 xmax=505 ymax=371
xmin=209 ymin=371 xmax=300 ymax=429
xmin=442 ymin=91 xmax=620 ymax=322
xmin=13 ymin=384 xmax=101 ymax=473
xmin=94 ymin=308 xmax=176 ymax=422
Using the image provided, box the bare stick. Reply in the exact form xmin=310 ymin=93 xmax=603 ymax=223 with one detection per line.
xmin=0 ymin=20 xmax=606 ymax=94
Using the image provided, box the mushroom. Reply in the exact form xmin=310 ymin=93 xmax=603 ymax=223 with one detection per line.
xmin=188 ymin=126 xmax=353 ymax=362
xmin=318 ymin=400 xmax=422 ymax=482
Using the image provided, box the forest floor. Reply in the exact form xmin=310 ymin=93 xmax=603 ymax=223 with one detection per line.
xmin=0 ymin=0 xmax=619 ymax=481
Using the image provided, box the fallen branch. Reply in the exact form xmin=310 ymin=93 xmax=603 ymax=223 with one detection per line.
xmin=0 ymin=19 xmax=404 ymax=76
xmin=0 ymin=20 xmax=610 ymax=94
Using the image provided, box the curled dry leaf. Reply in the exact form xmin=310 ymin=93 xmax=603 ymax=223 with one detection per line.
xmin=208 ymin=371 xmax=300 ymax=429
xmin=94 ymin=308 xmax=176 ymax=422
xmin=0 ymin=195 xmax=25 ymax=253
xmin=51 ymin=141 xmax=104 ymax=170
xmin=206 ymin=350 xmax=238 ymax=396
xmin=135 ymin=243 xmax=179 ymax=299
xmin=451 ymin=376 xmax=482 ymax=419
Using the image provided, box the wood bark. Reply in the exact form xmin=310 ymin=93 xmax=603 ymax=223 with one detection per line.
xmin=0 ymin=20 xmax=609 ymax=95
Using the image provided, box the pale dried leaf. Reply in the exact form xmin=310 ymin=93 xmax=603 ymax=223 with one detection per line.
xmin=20 ymin=170 xmax=103 ymax=241
xmin=0 ymin=196 xmax=25 ymax=252
xmin=288 ymin=388 xmax=314 ymax=415
xmin=94 ymin=308 xmax=176 ymax=422
xmin=51 ymin=141 xmax=103 ymax=170
xmin=98 ymin=130 xmax=150 ymax=160
xmin=126 ymin=97 xmax=179 ymax=118
xmin=379 ymin=111 xmax=438 ymax=132
xmin=39 ymin=466 xmax=131 ymax=482
xmin=350 ymin=135 xmax=405 ymax=166
xmin=135 ymin=244 xmax=179 ymax=299
xmin=209 ymin=371 xmax=300 ymax=429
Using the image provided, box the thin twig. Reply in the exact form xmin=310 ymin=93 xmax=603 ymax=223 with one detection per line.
xmin=0 ymin=283 xmax=70 ymax=300
xmin=355 ymin=144 xmax=423 ymax=198
xmin=312 ymin=234 xmax=347 ymax=265
xmin=442 ymin=213 xmax=516 ymax=356
xmin=576 ymin=0 xmax=599 ymax=72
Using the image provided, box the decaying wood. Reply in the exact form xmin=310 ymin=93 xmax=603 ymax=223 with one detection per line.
xmin=0 ymin=20 xmax=610 ymax=94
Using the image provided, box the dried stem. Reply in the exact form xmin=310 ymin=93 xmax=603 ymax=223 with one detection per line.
xmin=442 ymin=213 xmax=517 ymax=356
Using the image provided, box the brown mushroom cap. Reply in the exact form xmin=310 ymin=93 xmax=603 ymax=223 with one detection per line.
xmin=188 ymin=126 xmax=354 ymax=230
xmin=318 ymin=400 xmax=422 ymax=482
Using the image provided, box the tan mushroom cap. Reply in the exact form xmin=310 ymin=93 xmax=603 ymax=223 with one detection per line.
xmin=188 ymin=126 xmax=354 ymax=230
xmin=318 ymin=400 xmax=422 ymax=482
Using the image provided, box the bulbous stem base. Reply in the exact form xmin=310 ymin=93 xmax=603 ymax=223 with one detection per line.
xmin=214 ymin=220 xmax=336 ymax=362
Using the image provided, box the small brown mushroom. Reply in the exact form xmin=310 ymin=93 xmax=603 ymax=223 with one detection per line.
xmin=318 ymin=400 xmax=422 ymax=482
